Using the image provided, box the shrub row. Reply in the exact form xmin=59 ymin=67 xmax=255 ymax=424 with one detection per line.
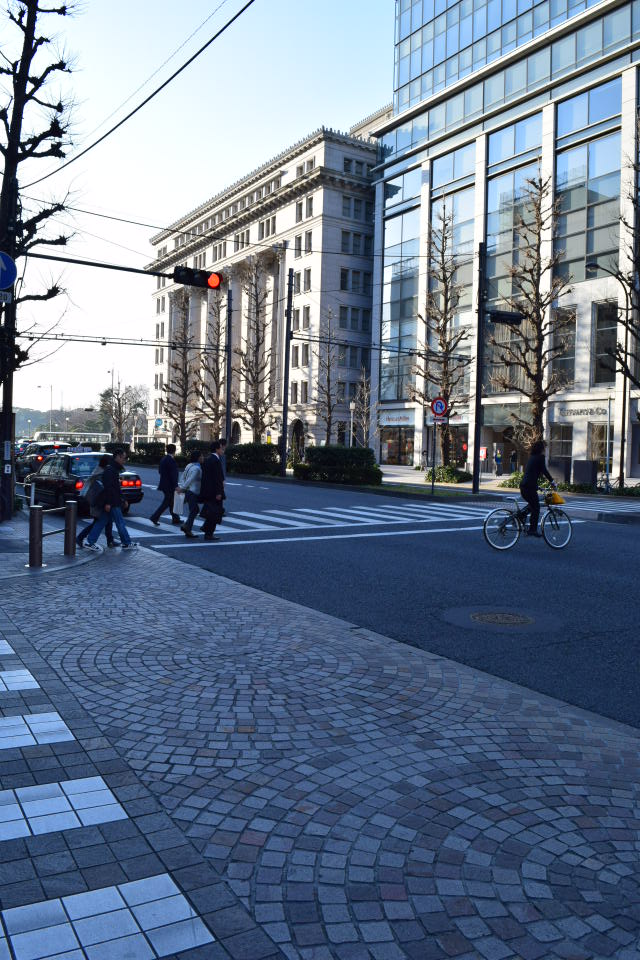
xmin=226 ymin=443 xmax=280 ymax=476
xmin=424 ymin=464 xmax=472 ymax=484
xmin=293 ymin=446 xmax=382 ymax=485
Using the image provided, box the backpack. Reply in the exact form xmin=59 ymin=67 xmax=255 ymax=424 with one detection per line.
xmin=87 ymin=475 xmax=105 ymax=508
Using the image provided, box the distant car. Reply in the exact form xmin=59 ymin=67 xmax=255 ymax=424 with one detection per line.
xmin=14 ymin=438 xmax=31 ymax=457
xmin=24 ymin=452 xmax=144 ymax=515
xmin=15 ymin=441 xmax=72 ymax=480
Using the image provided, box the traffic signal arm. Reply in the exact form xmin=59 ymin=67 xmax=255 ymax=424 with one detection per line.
xmin=172 ymin=266 xmax=223 ymax=289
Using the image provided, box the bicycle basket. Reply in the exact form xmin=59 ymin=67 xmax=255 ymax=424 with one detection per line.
xmin=545 ymin=490 xmax=565 ymax=505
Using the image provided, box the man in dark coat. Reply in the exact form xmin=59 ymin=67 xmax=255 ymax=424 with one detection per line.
xmin=150 ymin=443 xmax=180 ymax=525
xmin=199 ymin=440 xmax=225 ymax=541
xmin=85 ymin=449 xmax=138 ymax=552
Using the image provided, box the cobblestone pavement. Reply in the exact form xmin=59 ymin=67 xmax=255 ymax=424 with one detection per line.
xmin=0 ymin=546 xmax=639 ymax=959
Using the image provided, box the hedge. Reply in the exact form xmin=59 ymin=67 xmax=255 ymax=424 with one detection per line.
xmin=104 ymin=441 xmax=131 ymax=455
xmin=293 ymin=445 xmax=382 ymax=485
xmin=425 ymin=464 xmax=472 ymax=484
xmin=226 ymin=442 xmax=280 ymax=475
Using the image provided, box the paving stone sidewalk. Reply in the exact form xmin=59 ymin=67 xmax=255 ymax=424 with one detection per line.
xmin=0 ymin=545 xmax=638 ymax=959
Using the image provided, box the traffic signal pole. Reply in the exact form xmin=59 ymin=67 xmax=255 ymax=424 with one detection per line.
xmin=279 ymin=268 xmax=294 ymax=478
xmin=0 ymin=178 xmax=19 ymax=523
xmin=471 ymin=242 xmax=486 ymax=496
xmin=225 ymin=288 xmax=232 ymax=443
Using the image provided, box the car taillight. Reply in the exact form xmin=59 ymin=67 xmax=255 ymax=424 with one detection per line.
xmin=36 ymin=455 xmax=43 ymax=461
xmin=75 ymin=481 xmax=84 ymax=490
xmin=135 ymin=479 xmax=141 ymax=487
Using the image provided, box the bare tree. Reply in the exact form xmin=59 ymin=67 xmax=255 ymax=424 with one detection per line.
xmin=313 ymin=308 xmax=341 ymax=444
xmin=196 ymin=288 xmax=226 ymax=438
xmin=0 ymin=0 xmax=75 ymax=388
xmin=353 ymin=366 xmax=375 ymax=448
xmin=411 ymin=202 xmax=472 ymax=465
xmin=486 ymin=172 xmax=573 ymax=447
xmin=162 ymin=288 xmax=201 ymax=451
xmin=99 ymin=383 xmax=148 ymax=442
xmin=232 ymin=251 xmax=278 ymax=442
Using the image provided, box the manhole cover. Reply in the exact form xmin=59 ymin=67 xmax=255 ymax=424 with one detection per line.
xmin=470 ymin=611 xmax=534 ymax=626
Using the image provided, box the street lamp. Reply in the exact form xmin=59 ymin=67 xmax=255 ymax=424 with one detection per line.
xmin=349 ymin=400 xmax=356 ymax=448
xmin=586 ymin=260 xmax=631 ymax=487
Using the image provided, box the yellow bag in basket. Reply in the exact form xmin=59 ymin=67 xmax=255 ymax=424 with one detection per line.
xmin=550 ymin=490 xmax=564 ymax=504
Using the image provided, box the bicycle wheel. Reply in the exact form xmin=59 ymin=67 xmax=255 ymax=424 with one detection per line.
xmin=541 ymin=508 xmax=572 ymax=549
xmin=483 ymin=508 xmax=521 ymax=550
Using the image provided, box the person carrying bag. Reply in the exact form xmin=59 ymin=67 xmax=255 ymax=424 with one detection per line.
xmin=178 ymin=449 xmax=203 ymax=538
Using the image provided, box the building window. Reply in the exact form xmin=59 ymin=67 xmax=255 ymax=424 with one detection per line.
xmin=340 ymin=269 xmax=349 ymax=291
xmin=339 ymin=305 xmax=348 ymax=328
xmin=291 ymin=345 xmax=299 ymax=368
xmin=303 ymin=268 xmax=311 ymax=291
xmin=294 ymin=272 xmax=301 ymax=294
xmin=155 ymin=323 xmax=160 ymax=339
xmin=161 ymin=322 xmax=165 ymax=337
xmin=350 ymin=307 xmax=360 ymax=331
xmin=306 ymin=158 xmax=315 ymax=172
xmin=337 ymin=381 xmax=346 ymax=402
xmin=552 ymin=308 xmax=576 ymax=386
xmin=303 ymin=305 xmax=310 ymax=329
xmin=296 ymin=164 xmax=304 ymax=178
xmin=353 ymin=199 xmax=362 ymax=219
xmin=352 ymin=271 xmax=361 ymax=294
xmin=363 ymin=272 xmax=372 ymax=295
xmin=592 ymin=301 xmax=617 ymax=385
xmin=155 ymin=349 xmax=159 ymax=365
xmin=352 ymin=233 xmax=362 ymax=256
xmin=348 ymin=382 xmax=358 ymax=400
xmin=588 ymin=422 xmax=614 ymax=473
xmin=161 ymin=297 xmax=165 ymax=312
xmin=344 ymin=158 xmax=353 ymax=173
xmin=301 ymin=382 xmax=308 ymax=403
xmin=156 ymin=300 xmax=161 ymax=314
xmin=549 ymin=423 xmax=573 ymax=479
xmin=306 ymin=196 xmax=313 ymax=218
xmin=355 ymin=161 xmax=363 ymax=176
xmin=291 ymin=382 xmax=298 ymax=404
xmin=296 ymin=201 xmax=303 ymax=223
xmin=341 ymin=231 xmax=350 ymax=254
xmin=292 ymin=308 xmax=300 ymax=331
xmin=304 ymin=231 xmax=312 ymax=254
xmin=362 ymin=309 xmax=371 ymax=333
xmin=339 ymin=346 xmax=347 ymax=366
xmin=349 ymin=346 xmax=359 ymax=368
xmin=342 ymin=196 xmax=351 ymax=217
xmin=556 ymin=77 xmax=621 ymax=139
xmin=294 ymin=235 xmax=302 ymax=258
xmin=302 ymin=343 xmax=309 ymax=366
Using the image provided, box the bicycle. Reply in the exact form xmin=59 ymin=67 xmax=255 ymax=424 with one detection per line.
xmin=483 ymin=491 xmax=572 ymax=550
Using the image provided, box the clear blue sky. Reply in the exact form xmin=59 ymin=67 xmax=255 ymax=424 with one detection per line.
xmin=11 ymin=0 xmax=395 ymax=413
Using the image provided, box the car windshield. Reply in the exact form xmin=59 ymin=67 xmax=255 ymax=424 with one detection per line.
xmin=69 ymin=456 xmax=102 ymax=477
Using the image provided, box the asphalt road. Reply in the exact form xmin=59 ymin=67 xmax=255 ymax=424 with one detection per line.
xmin=117 ymin=466 xmax=640 ymax=729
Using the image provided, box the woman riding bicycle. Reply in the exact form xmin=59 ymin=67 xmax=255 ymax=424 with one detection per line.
xmin=520 ymin=439 xmax=557 ymax=537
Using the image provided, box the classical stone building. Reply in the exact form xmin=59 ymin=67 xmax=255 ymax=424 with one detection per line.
xmin=147 ymin=111 xmax=391 ymax=453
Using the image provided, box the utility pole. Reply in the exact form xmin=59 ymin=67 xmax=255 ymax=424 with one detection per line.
xmin=280 ymin=268 xmax=294 ymax=478
xmin=225 ymin=287 xmax=233 ymax=443
xmin=471 ymin=242 xmax=486 ymax=496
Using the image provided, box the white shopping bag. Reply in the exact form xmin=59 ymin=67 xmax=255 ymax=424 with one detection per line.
xmin=173 ymin=491 xmax=185 ymax=516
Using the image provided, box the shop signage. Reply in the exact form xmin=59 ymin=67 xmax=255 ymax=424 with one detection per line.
xmin=379 ymin=410 xmax=415 ymax=427
xmin=557 ymin=406 xmax=607 ymax=418
xmin=480 ymin=446 xmax=487 ymax=460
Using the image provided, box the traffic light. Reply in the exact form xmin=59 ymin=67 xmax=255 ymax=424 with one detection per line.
xmin=172 ymin=266 xmax=223 ymax=289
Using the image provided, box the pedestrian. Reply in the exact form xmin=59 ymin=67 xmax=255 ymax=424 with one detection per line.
xmin=150 ymin=443 xmax=180 ymax=526
xmin=218 ymin=437 xmax=227 ymax=479
xmin=510 ymin=449 xmax=517 ymax=473
xmin=520 ymin=438 xmax=557 ymax=537
xmin=178 ymin=449 xmax=203 ymax=539
xmin=199 ymin=440 xmax=225 ymax=541
xmin=495 ymin=448 xmax=503 ymax=476
xmin=77 ymin=454 xmax=118 ymax=549
xmin=84 ymin=448 xmax=138 ymax=553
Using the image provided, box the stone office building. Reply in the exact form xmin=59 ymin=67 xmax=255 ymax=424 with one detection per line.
xmin=147 ymin=113 xmax=390 ymax=451
xmin=371 ymin=0 xmax=640 ymax=480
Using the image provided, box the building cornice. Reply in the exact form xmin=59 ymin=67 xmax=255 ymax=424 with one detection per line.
xmin=150 ymin=127 xmax=377 ymax=246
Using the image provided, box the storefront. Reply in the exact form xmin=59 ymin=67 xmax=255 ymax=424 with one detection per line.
xmin=379 ymin=409 xmax=416 ymax=465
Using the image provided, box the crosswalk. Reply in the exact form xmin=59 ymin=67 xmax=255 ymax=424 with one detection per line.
xmin=119 ymin=500 xmax=493 ymax=540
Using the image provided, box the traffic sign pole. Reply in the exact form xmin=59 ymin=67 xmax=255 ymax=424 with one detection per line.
xmin=0 ymin=180 xmax=18 ymax=523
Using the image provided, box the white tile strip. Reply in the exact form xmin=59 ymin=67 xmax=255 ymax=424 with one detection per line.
xmin=0 ymin=712 xmax=74 ymax=750
xmin=0 ymin=639 xmax=15 ymax=656
xmin=2 ymin=874 xmax=213 ymax=959
xmin=0 ymin=670 xmax=39 ymax=692
xmin=0 ymin=777 xmax=127 ymax=841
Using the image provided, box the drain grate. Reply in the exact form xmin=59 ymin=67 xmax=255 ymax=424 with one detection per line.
xmin=470 ymin=611 xmax=534 ymax=626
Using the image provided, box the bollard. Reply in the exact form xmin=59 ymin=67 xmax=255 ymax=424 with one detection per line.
xmin=28 ymin=505 xmax=43 ymax=568
xmin=64 ymin=500 xmax=77 ymax=557
xmin=30 ymin=482 xmax=35 ymax=506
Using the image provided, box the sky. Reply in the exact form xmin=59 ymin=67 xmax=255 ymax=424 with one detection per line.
xmin=9 ymin=0 xmax=395 ymax=417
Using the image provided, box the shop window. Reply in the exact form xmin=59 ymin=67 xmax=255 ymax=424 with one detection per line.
xmin=592 ymin=301 xmax=617 ymax=385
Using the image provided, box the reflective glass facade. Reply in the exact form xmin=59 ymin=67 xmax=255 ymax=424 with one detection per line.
xmin=395 ymin=0 xmax=617 ymax=111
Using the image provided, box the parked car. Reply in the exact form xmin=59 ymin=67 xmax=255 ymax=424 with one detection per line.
xmin=15 ymin=441 xmax=72 ymax=480
xmin=24 ymin=452 xmax=144 ymax=514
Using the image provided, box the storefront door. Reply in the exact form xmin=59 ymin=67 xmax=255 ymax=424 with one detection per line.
xmin=380 ymin=427 xmax=415 ymax=465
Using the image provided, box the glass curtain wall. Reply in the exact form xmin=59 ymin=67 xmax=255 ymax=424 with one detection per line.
xmin=380 ymin=205 xmax=421 ymax=400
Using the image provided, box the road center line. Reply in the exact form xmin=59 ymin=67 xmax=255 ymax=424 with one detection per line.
xmin=152 ymin=523 xmax=485 ymax=549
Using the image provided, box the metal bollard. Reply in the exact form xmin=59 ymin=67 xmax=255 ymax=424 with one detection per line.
xmin=64 ymin=500 xmax=77 ymax=557
xmin=30 ymin=483 xmax=35 ymax=506
xmin=28 ymin=505 xmax=43 ymax=568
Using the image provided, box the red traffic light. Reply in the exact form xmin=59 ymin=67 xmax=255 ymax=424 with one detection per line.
xmin=172 ymin=266 xmax=224 ymax=289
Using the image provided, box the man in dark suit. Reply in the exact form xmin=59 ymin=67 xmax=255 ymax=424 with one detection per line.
xmin=150 ymin=443 xmax=180 ymax=526
xmin=199 ymin=440 xmax=225 ymax=541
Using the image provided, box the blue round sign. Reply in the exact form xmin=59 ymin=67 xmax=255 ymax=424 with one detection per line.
xmin=0 ymin=252 xmax=17 ymax=290
xmin=154 ymin=418 xmax=163 ymax=427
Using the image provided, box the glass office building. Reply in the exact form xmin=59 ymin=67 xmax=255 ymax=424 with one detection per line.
xmin=372 ymin=0 xmax=640 ymax=477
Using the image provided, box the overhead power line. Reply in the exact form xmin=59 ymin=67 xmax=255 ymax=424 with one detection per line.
xmin=23 ymin=0 xmax=259 ymax=189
